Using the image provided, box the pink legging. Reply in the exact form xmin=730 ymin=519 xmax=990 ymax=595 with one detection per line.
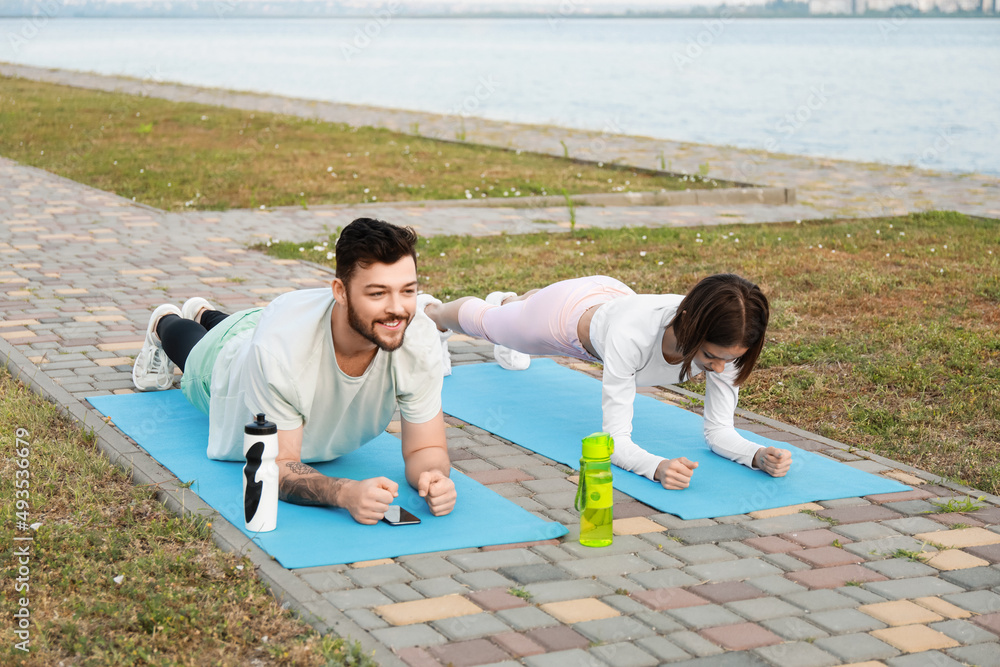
xmin=457 ymin=275 xmax=634 ymax=361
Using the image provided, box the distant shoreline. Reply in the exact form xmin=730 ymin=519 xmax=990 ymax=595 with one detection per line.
xmin=1 ymin=13 xmax=997 ymax=20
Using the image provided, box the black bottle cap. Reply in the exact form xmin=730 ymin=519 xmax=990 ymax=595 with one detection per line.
xmin=244 ymin=412 xmax=277 ymax=436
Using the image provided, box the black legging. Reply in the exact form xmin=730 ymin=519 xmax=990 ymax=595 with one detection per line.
xmin=157 ymin=310 xmax=230 ymax=372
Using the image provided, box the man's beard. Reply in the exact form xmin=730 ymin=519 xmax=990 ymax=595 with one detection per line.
xmin=346 ymin=300 xmax=410 ymax=352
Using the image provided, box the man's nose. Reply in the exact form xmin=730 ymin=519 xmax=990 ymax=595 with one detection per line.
xmin=387 ymin=293 xmax=406 ymax=315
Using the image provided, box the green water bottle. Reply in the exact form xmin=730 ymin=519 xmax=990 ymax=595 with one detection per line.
xmin=575 ymin=432 xmax=614 ymax=547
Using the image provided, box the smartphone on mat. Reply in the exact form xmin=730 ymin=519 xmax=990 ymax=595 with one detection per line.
xmin=382 ymin=506 xmax=421 ymax=526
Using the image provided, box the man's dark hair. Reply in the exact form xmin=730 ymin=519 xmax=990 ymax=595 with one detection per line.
xmin=669 ymin=273 xmax=770 ymax=386
xmin=335 ymin=217 xmax=419 ymax=286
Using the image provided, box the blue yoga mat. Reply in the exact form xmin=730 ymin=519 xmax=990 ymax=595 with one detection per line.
xmin=442 ymin=359 xmax=908 ymax=520
xmin=88 ymin=391 xmax=566 ymax=569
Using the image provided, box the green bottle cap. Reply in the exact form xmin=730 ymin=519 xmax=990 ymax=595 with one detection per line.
xmin=581 ymin=432 xmax=614 ymax=460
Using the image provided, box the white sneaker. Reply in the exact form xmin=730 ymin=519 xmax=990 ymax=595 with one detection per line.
xmin=416 ymin=293 xmax=452 ymax=377
xmin=181 ymin=296 xmax=214 ymax=324
xmin=132 ymin=304 xmax=182 ymax=391
xmin=485 ymin=291 xmax=531 ymax=371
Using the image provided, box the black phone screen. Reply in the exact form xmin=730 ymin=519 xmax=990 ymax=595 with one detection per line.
xmin=382 ymin=506 xmax=421 ymax=526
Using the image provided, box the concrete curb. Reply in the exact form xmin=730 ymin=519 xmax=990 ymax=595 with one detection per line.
xmin=0 ymin=335 xmax=406 ymax=667
xmin=267 ymin=186 xmax=797 ymax=213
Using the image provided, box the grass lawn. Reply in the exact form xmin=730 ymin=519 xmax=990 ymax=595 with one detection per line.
xmin=269 ymin=211 xmax=1000 ymax=495
xmin=0 ymin=76 xmax=720 ymax=211
xmin=0 ymin=369 xmax=377 ymax=666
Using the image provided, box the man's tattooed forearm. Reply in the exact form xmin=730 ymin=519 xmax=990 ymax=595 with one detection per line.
xmin=286 ymin=461 xmax=315 ymax=475
xmin=279 ymin=476 xmax=346 ymax=506
xmin=278 ymin=461 xmax=346 ymax=507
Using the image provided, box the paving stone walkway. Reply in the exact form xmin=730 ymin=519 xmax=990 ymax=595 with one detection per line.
xmin=2 ymin=74 xmax=1000 ymax=666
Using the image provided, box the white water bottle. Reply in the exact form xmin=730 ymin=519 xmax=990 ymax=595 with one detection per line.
xmin=243 ymin=413 xmax=278 ymax=533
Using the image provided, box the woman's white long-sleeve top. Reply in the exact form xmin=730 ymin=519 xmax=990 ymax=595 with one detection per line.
xmin=588 ymin=294 xmax=764 ymax=481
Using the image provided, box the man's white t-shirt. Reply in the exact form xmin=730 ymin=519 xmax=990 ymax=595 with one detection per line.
xmin=589 ymin=293 xmax=763 ymax=480
xmin=182 ymin=288 xmax=443 ymax=462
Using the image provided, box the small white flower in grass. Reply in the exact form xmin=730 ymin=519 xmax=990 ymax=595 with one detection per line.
xmin=139 ymin=168 xmax=144 ymax=173
xmin=364 ymin=188 xmax=370 ymax=194
xmin=476 ymin=248 xmax=481 ymax=253
xmin=876 ymin=230 xmax=880 ymax=234
xmin=832 ymin=249 xmax=836 ymax=253
xmin=445 ymin=162 xmax=450 ymax=168
xmin=818 ymin=244 xmax=822 ymax=248
xmin=113 ymin=160 xmax=117 ymax=165
xmin=847 ymin=234 xmax=851 ymax=238
xmin=640 ymin=251 xmax=647 ymax=257
xmin=298 ymin=247 xmax=304 ymax=252
xmin=886 ymin=253 xmax=890 ymax=257
xmin=576 ymin=241 xmax=581 ymax=245
xmin=346 ymin=152 xmax=351 ymax=157
xmin=658 ymin=261 xmax=664 ymax=265
xmin=168 ymin=183 xmax=171 ymax=187
xmin=260 ymin=205 xmax=265 ymax=210
xmin=274 ymin=144 xmax=279 ymax=149
xmin=939 ymin=269 xmax=944 ymax=273
xmin=943 ymin=245 xmax=948 ymax=249
xmin=579 ymin=252 xmax=584 ymax=256
xmin=796 ymin=219 xmax=801 ymax=224
xmin=608 ymin=179 xmax=613 ymax=183
xmin=545 ymin=241 xmax=549 ymax=245
xmin=372 ymin=196 xmax=377 ymax=201
xmin=327 ymin=166 xmax=333 ymax=172
xmin=642 ymin=235 xmax=646 ymax=240
xmin=113 ymin=575 xmax=124 ymax=585
xmin=989 ymin=250 xmax=993 ymax=255
xmin=734 ymin=239 xmax=739 ymax=243
xmin=695 ymin=238 xmax=703 ymax=243
xmin=931 ymin=248 xmax=936 ymax=252
xmin=200 ymin=115 xmax=208 ymax=120
xmin=29 ymin=522 xmax=42 ymax=531
xmin=899 ymin=232 xmax=905 ymax=236
xmin=266 ymin=241 xmax=272 ymax=247
xmin=326 ymin=252 xmax=334 ymax=260
xmin=236 ymin=565 xmax=244 ymax=571
xmin=465 ymin=192 xmax=472 ymax=199
xmin=889 ymin=224 xmax=894 ymax=228
xmin=777 ymin=237 xmax=782 ymax=241
xmin=440 ymin=252 xmax=446 ymax=257
xmin=313 ymin=245 xmax=324 ymax=251
xmin=598 ymin=162 xmax=603 ymax=167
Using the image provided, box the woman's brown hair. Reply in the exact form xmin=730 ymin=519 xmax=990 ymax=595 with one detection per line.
xmin=669 ymin=274 xmax=769 ymax=386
